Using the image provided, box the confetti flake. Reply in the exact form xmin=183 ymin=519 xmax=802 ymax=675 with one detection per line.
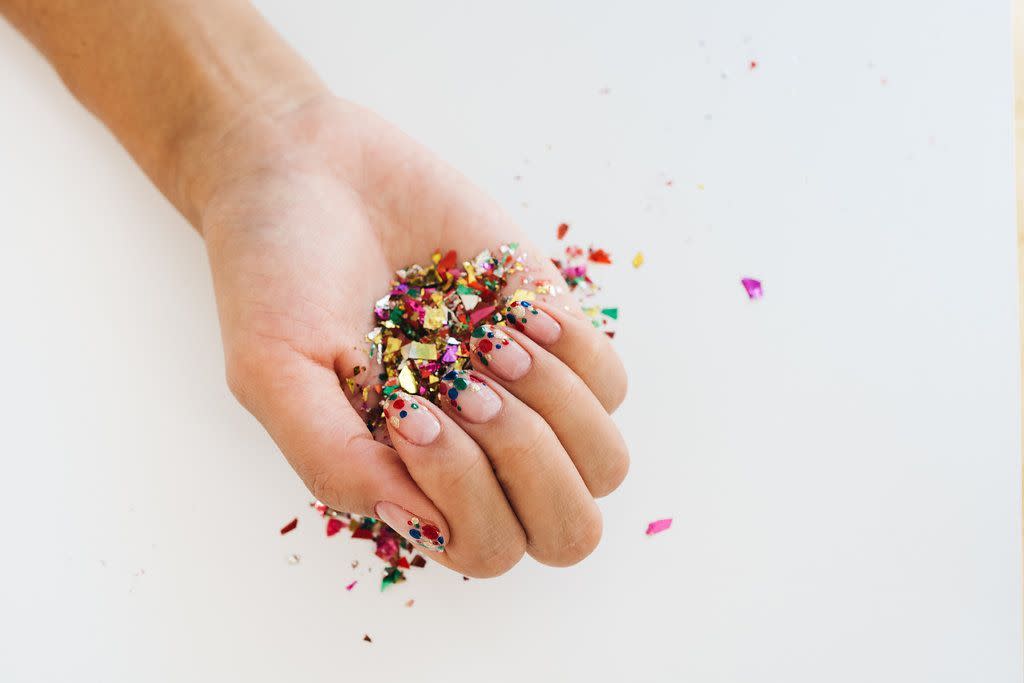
xmin=326 ymin=518 xmax=344 ymax=537
xmin=645 ymin=518 xmax=673 ymax=535
xmin=557 ymin=223 xmax=569 ymax=240
xmin=279 ymin=518 xmax=298 ymax=535
xmin=588 ymin=248 xmax=613 ymax=265
xmin=632 ymin=252 xmax=644 ymax=268
xmin=363 ymin=634 xmax=373 ymax=643
xmin=346 ymin=580 xmax=357 ymax=591
xmin=287 ymin=554 xmax=301 ymax=565
xmin=405 ymin=599 xmax=415 ymax=608
xmin=741 ymin=277 xmax=763 ymax=300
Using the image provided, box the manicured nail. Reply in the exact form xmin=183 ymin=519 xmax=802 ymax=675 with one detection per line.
xmin=384 ymin=392 xmax=440 ymax=445
xmin=504 ymin=300 xmax=561 ymax=345
xmin=439 ymin=370 xmax=501 ymax=423
xmin=470 ymin=324 xmax=532 ymax=380
xmin=374 ymin=501 xmax=447 ymax=552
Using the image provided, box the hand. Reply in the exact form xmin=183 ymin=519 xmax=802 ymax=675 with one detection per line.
xmin=196 ymin=94 xmax=629 ymax=577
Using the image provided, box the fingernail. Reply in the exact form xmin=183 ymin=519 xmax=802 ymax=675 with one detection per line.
xmin=504 ymin=300 xmax=561 ymax=345
xmin=439 ymin=370 xmax=501 ymax=423
xmin=374 ymin=501 xmax=447 ymax=552
xmin=384 ymin=392 xmax=440 ymax=445
xmin=470 ymin=324 xmax=532 ymax=380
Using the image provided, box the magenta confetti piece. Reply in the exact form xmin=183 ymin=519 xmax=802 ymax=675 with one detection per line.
xmin=741 ymin=277 xmax=763 ymax=299
xmin=346 ymin=580 xmax=357 ymax=591
xmin=645 ymin=518 xmax=673 ymax=535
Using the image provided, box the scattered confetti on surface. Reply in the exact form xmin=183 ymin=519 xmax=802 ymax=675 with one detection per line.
xmin=279 ymin=518 xmax=298 ymax=535
xmin=646 ymin=518 xmax=673 ymax=535
xmin=749 ymin=60 xmax=758 ymax=69
xmin=346 ymin=580 xmax=357 ymax=591
xmin=632 ymin=252 xmax=644 ymax=268
xmin=405 ymin=599 xmax=415 ymax=608
xmin=326 ymin=517 xmax=344 ymax=537
xmin=287 ymin=554 xmax=301 ymax=565
xmin=363 ymin=635 xmax=372 ymax=643
xmin=741 ymin=277 xmax=763 ymax=300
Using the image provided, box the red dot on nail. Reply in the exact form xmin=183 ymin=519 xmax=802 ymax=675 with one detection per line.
xmin=421 ymin=524 xmax=440 ymax=540
xmin=478 ymin=339 xmax=493 ymax=352
xmin=393 ymin=398 xmax=405 ymax=409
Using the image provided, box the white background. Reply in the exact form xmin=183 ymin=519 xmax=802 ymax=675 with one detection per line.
xmin=0 ymin=1 xmax=1020 ymax=681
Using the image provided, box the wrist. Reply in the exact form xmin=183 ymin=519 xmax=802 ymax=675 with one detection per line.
xmin=171 ymin=77 xmax=330 ymax=230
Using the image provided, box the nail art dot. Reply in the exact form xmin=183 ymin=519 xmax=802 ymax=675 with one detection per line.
xmin=409 ymin=528 xmax=421 ymax=539
xmin=447 ymin=387 xmax=458 ymax=399
xmin=399 ymin=410 xmax=408 ymax=418
xmin=478 ymin=339 xmax=493 ymax=353
xmin=454 ymin=377 xmax=468 ymax=390
xmin=393 ymin=398 xmax=406 ymax=409
xmin=411 ymin=403 xmax=419 ymax=409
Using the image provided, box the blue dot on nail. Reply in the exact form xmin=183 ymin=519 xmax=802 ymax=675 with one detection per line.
xmin=399 ymin=410 xmax=408 ymax=418
xmin=409 ymin=529 xmax=421 ymax=539
xmin=487 ymin=332 xmax=494 ymax=338
xmin=447 ymin=388 xmax=459 ymax=399
xmin=495 ymin=343 xmax=502 ymax=349
xmin=437 ymin=536 xmax=444 ymax=544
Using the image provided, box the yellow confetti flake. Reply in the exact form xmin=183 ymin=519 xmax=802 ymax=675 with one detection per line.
xmin=510 ymin=289 xmax=536 ymax=302
xmin=384 ymin=337 xmax=403 ymax=360
xmin=423 ymin=306 xmax=446 ymax=330
xmin=402 ymin=341 xmax=438 ymax=360
xmin=398 ymin=365 xmax=417 ymax=393
xmin=632 ymin=252 xmax=644 ymax=268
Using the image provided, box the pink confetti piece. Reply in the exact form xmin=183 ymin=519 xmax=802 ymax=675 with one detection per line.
xmin=645 ymin=518 xmax=673 ymax=535
xmin=469 ymin=305 xmax=496 ymax=326
xmin=741 ymin=278 xmax=763 ymax=300
xmin=346 ymin=580 xmax=357 ymax=591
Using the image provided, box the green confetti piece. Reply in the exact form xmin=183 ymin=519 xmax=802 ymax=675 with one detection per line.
xmin=601 ymin=308 xmax=619 ymax=320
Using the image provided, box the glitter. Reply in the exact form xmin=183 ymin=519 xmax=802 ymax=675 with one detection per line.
xmin=645 ymin=518 xmax=673 ymax=535
xmin=632 ymin=252 xmax=644 ymax=268
xmin=741 ymin=277 xmax=763 ymax=299
xmin=287 ymin=554 xmax=300 ymax=565
xmin=279 ymin=518 xmax=298 ymax=535
xmin=346 ymin=580 xmax=357 ymax=591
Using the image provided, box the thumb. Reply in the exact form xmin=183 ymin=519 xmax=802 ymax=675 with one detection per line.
xmin=228 ymin=349 xmax=452 ymax=555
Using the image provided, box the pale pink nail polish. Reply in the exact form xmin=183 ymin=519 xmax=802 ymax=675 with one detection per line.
xmin=439 ymin=370 xmax=501 ymax=423
xmin=470 ymin=324 xmax=532 ymax=380
xmin=383 ymin=392 xmax=440 ymax=445
xmin=504 ymin=300 xmax=561 ymax=345
xmin=374 ymin=501 xmax=447 ymax=552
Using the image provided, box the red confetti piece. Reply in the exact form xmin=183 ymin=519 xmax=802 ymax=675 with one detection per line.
xmin=396 ymin=556 xmax=411 ymax=569
xmin=437 ymin=249 xmax=457 ymax=272
xmin=326 ymin=518 xmax=344 ymax=537
xmin=588 ymin=248 xmax=613 ymax=265
xmin=279 ymin=518 xmax=298 ymax=535
xmin=749 ymin=60 xmax=758 ymax=70
xmin=352 ymin=527 xmax=374 ymax=539
xmin=346 ymin=580 xmax=357 ymax=591
xmin=410 ymin=555 xmax=427 ymax=568
xmin=557 ymin=223 xmax=569 ymax=240
xmin=645 ymin=518 xmax=673 ymax=535
xmin=363 ymin=634 xmax=372 ymax=643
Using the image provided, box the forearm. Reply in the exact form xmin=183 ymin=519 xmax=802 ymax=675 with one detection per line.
xmin=0 ymin=0 xmax=325 ymax=226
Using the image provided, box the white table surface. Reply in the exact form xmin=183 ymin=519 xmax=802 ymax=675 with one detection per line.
xmin=0 ymin=1 xmax=1020 ymax=681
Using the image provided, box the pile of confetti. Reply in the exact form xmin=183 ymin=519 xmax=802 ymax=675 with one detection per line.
xmin=346 ymin=244 xmax=531 ymax=435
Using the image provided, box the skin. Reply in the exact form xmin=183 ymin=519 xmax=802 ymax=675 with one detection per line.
xmin=1 ymin=0 xmax=629 ymax=577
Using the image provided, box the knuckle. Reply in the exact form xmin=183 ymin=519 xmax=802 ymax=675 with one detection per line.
xmin=530 ymin=506 xmax=603 ymax=567
xmin=589 ymin=442 xmax=630 ymax=498
xmin=464 ymin=529 xmax=527 ymax=578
